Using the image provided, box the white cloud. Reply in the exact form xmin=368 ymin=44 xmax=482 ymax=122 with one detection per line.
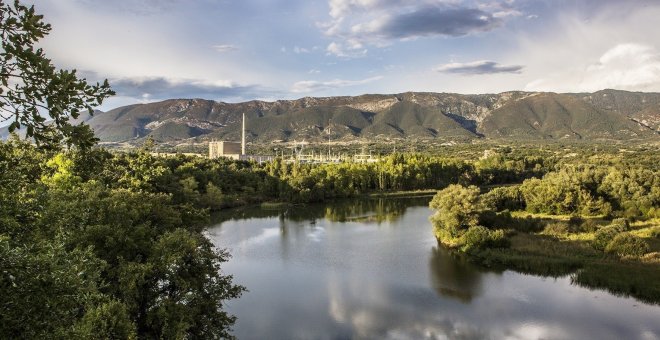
xmin=291 ymin=76 xmax=383 ymax=93
xmin=480 ymin=1 xmax=660 ymax=94
xmin=212 ymin=44 xmax=239 ymax=52
xmin=293 ymin=46 xmax=310 ymax=54
xmin=526 ymin=43 xmax=660 ymax=92
xmin=326 ymin=41 xmax=367 ymax=58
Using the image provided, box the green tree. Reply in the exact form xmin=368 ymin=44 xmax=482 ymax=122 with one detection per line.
xmin=0 ymin=1 xmax=113 ymax=147
xmin=430 ymin=184 xmax=483 ymax=241
xmin=0 ymin=236 xmax=107 ymax=338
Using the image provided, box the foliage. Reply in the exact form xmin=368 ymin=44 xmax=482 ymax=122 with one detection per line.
xmin=0 ymin=1 xmax=113 ymax=148
xmin=460 ymin=226 xmax=509 ymax=253
xmin=0 ymin=140 xmax=244 ymax=338
xmin=544 ymin=222 xmax=572 ymax=236
xmin=592 ymin=225 xmax=627 ymax=251
xmin=604 ymin=233 xmax=650 ymax=257
xmin=74 ymin=301 xmax=137 ymax=340
xmin=430 ymin=184 xmax=482 ymax=240
xmin=481 ymin=185 xmax=525 ymax=211
xmin=0 ymin=236 xmax=108 ymax=338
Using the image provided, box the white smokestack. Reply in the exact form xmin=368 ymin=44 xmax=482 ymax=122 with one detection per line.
xmin=241 ymin=112 xmax=246 ymax=155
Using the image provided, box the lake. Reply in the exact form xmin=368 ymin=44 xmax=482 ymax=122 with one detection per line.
xmin=207 ymin=197 xmax=660 ymax=340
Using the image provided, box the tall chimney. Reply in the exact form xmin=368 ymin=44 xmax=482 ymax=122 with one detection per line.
xmin=241 ymin=112 xmax=246 ymax=155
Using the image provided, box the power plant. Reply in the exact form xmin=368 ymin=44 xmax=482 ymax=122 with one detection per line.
xmin=209 ymin=113 xmax=247 ymax=160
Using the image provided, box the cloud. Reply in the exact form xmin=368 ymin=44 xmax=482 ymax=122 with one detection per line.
xmin=323 ymin=1 xmax=512 ymax=57
xmin=76 ymin=0 xmax=180 ymax=15
xmin=109 ymin=76 xmax=266 ymax=100
xmin=362 ymin=6 xmax=500 ymax=39
xmin=526 ymin=43 xmax=660 ymax=92
xmin=293 ymin=46 xmax=310 ymax=54
xmin=434 ymin=60 xmax=523 ymax=75
xmin=326 ymin=41 xmax=367 ymax=58
xmin=212 ymin=44 xmax=239 ymax=52
xmin=291 ymin=76 xmax=383 ymax=93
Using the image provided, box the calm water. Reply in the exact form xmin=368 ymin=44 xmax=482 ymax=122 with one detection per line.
xmin=208 ymin=198 xmax=660 ymax=340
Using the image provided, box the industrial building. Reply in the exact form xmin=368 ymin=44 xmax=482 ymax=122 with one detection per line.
xmin=209 ymin=141 xmax=242 ymax=160
xmin=209 ymin=113 xmax=247 ymax=160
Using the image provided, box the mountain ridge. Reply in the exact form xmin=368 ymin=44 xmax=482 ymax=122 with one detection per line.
xmin=2 ymin=89 xmax=659 ymax=143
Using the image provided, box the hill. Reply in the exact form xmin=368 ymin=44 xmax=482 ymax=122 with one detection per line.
xmin=2 ymin=90 xmax=658 ymax=144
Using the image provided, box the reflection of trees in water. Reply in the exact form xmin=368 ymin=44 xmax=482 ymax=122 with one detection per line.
xmin=322 ymin=197 xmax=429 ymax=224
xmin=213 ymin=197 xmax=430 ymax=225
xmin=428 ymin=246 xmax=484 ymax=303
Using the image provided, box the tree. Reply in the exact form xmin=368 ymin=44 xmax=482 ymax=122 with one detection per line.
xmin=0 ymin=1 xmax=113 ymax=147
xmin=429 ymin=184 xmax=483 ymax=240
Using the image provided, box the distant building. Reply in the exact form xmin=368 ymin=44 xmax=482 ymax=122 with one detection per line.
xmin=209 ymin=113 xmax=247 ymax=160
xmin=209 ymin=141 xmax=242 ymax=160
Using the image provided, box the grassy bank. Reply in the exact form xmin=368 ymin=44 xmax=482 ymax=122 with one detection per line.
xmin=366 ymin=189 xmax=438 ymax=198
xmin=462 ymin=218 xmax=660 ymax=304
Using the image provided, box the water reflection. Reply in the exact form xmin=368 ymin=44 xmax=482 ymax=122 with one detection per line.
xmin=429 ymin=246 xmax=486 ymax=303
xmin=213 ymin=196 xmax=429 ymax=225
xmin=208 ymin=198 xmax=660 ymax=340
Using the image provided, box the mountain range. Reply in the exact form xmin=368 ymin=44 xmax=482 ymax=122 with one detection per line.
xmin=2 ymin=89 xmax=659 ymax=144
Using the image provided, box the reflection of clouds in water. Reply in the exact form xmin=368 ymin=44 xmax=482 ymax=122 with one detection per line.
xmin=506 ymin=322 xmax=569 ymax=340
xmin=326 ymin=263 xmax=484 ymax=339
xmin=307 ymin=226 xmax=325 ymax=242
xmin=321 ymin=246 xmax=660 ymax=340
xmin=238 ymin=227 xmax=280 ymax=248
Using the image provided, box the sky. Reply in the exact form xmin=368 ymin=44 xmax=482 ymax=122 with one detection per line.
xmin=30 ymin=0 xmax=660 ymax=109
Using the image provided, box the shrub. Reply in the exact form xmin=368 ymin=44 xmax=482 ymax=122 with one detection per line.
xmin=579 ymin=219 xmax=599 ymax=233
xmin=544 ymin=222 xmax=571 ymax=235
xmin=611 ymin=218 xmax=630 ymax=231
xmin=592 ymin=225 xmax=625 ymax=251
xmin=604 ymin=233 xmax=650 ymax=257
xmin=460 ymin=226 xmax=509 ymax=253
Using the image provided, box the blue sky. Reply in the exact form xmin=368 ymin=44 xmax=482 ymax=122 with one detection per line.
xmin=31 ymin=0 xmax=660 ymax=109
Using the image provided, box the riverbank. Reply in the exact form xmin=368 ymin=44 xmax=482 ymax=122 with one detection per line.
xmin=366 ymin=189 xmax=439 ymax=198
xmin=461 ymin=217 xmax=660 ymax=304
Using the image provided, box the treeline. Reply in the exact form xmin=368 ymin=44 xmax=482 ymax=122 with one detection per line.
xmin=483 ymin=163 xmax=660 ymax=219
xmin=95 ymin=149 xmax=546 ymax=208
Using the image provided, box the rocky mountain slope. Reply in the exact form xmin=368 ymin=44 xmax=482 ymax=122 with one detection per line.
xmin=2 ymin=89 xmax=659 ymax=143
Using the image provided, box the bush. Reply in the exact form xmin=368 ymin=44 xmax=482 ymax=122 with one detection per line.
xmin=611 ymin=218 xmax=630 ymax=231
xmin=605 ymin=233 xmax=650 ymax=257
xmin=592 ymin=225 xmax=625 ymax=251
xmin=544 ymin=222 xmax=571 ymax=235
xmin=579 ymin=219 xmax=599 ymax=233
xmin=460 ymin=226 xmax=509 ymax=253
